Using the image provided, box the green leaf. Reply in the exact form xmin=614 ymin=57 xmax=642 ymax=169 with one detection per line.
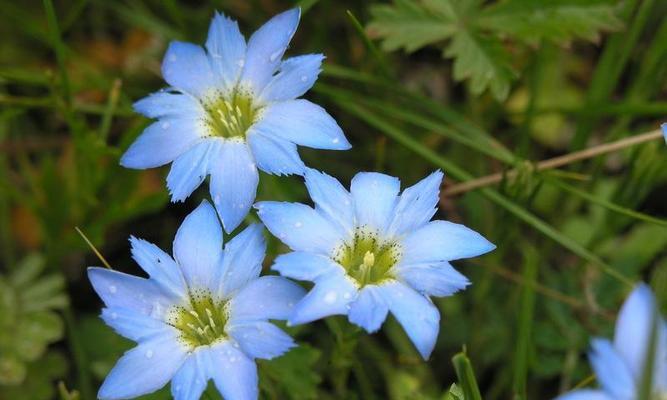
xmin=479 ymin=0 xmax=623 ymax=45
xmin=444 ymin=29 xmax=515 ymax=100
xmin=258 ymin=345 xmax=322 ymax=400
xmin=368 ymin=0 xmax=459 ymax=53
xmin=452 ymin=351 xmax=483 ymax=400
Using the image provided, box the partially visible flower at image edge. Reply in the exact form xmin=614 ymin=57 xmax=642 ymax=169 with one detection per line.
xmin=256 ymin=169 xmax=495 ymax=360
xmin=122 ymin=8 xmax=350 ymax=232
xmin=556 ymin=283 xmax=667 ymax=400
xmin=88 ymin=201 xmax=305 ymax=400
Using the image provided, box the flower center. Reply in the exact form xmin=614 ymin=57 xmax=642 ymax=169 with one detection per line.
xmin=333 ymin=229 xmax=402 ymax=286
xmin=203 ymin=90 xmax=261 ymax=138
xmin=167 ymin=294 xmax=229 ymax=348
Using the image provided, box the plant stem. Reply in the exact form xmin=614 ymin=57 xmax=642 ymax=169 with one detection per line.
xmin=443 ymin=129 xmax=664 ymax=196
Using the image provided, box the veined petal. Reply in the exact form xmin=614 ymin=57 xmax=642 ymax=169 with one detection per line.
xmin=289 ymin=274 xmax=358 ymax=326
xmin=162 ymin=41 xmax=218 ymax=98
xmin=272 ymin=251 xmax=343 ymax=281
xmin=259 ymin=54 xmax=324 ymax=102
xmin=402 ymin=221 xmax=495 ymax=264
xmin=98 ymin=329 xmax=188 ymax=400
xmin=133 ymin=91 xmax=205 ymax=119
xmin=252 ymin=100 xmax=349 ymax=150
xmin=348 ymin=285 xmax=388 ymax=333
xmin=241 ymin=8 xmax=301 ymax=94
xmin=555 ymin=390 xmax=612 ymax=400
xmin=173 ymin=201 xmax=223 ymax=291
xmin=377 ymin=281 xmax=440 ymax=360
xmin=88 ymin=267 xmax=172 ymax=319
xmin=387 ymin=170 xmax=444 ymax=237
xmin=209 ymin=341 xmax=258 ymax=400
xmin=171 ymin=347 xmax=210 ymax=400
xmin=614 ymin=283 xmax=663 ymax=380
xmin=120 ymin=118 xmax=205 ymax=169
xmin=218 ymin=223 xmax=266 ymax=297
xmin=304 ymin=168 xmax=354 ymax=237
xmin=205 ymin=12 xmax=246 ymax=89
xmin=247 ymin=129 xmax=305 ymax=176
xmin=209 ymin=139 xmax=259 ymax=233
xmin=255 ymin=201 xmax=343 ymax=254
xmin=166 ymin=140 xmax=219 ymax=202
xmin=129 ymin=236 xmax=187 ymax=299
xmin=230 ymin=276 xmax=305 ymax=322
xmin=396 ymin=261 xmax=470 ymax=297
xmin=101 ymin=307 xmax=169 ymax=342
xmin=351 ymin=172 xmax=400 ymax=234
xmin=227 ymin=321 xmax=295 ymax=360
xmin=589 ymin=339 xmax=635 ymax=399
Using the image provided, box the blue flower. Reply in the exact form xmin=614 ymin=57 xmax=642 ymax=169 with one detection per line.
xmin=121 ymin=8 xmax=350 ymax=232
xmin=255 ymin=169 xmax=494 ymax=359
xmin=88 ymin=201 xmax=305 ymax=400
xmin=557 ymin=284 xmax=667 ymax=400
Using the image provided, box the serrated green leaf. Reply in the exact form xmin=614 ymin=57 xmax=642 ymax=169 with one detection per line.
xmin=368 ymin=0 xmax=459 ymax=53
xmin=445 ymin=28 xmax=516 ymax=100
xmin=478 ymin=0 xmax=623 ymax=45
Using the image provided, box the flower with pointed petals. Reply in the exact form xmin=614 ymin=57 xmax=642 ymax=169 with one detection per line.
xmin=122 ymin=8 xmax=350 ymax=232
xmin=255 ymin=169 xmax=494 ymax=360
xmin=556 ymin=283 xmax=667 ymax=400
xmin=88 ymin=201 xmax=305 ymax=400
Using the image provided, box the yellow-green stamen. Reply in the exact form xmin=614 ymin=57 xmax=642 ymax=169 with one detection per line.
xmin=204 ymin=91 xmax=261 ymax=138
xmin=167 ymin=294 xmax=229 ymax=348
xmin=334 ymin=229 xmax=402 ymax=286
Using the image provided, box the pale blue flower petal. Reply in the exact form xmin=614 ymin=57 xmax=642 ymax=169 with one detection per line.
xmin=209 ymin=139 xmax=259 ymax=233
xmin=120 ymin=118 xmax=205 ymax=169
xmin=247 ymin=130 xmax=305 ymax=176
xmin=351 ymin=172 xmax=400 ymax=234
xmin=230 ymin=276 xmax=305 ymax=322
xmin=162 ymin=41 xmax=219 ymax=98
xmin=166 ymin=140 xmax=218 ymax=202
xmin=173 ymin=201 xmax=223 ymax=291
xmin=272 ymin=251 xmax=343 ymax=281
xmin=218 ymin=223 xmax=266 ymax=297
xmin=240 ymin=8 xmax=301 ymax=93
xmin=255 ymin=201 xmax=344 ymax=254
xmin=101 ymin=307 xmax=169 ymax=342
xmin=259 ymin=54 xmax=324 ymax=102
xmin=129 ymin=236 xmax=187 ymax=299
xmin=98 ymin=329 xmax=188 ymax=400
xmin=377 ymin=281 xmax=440 ymax=360
xmin=589 ymin=338 xmax=635 ymax=399
xmin=348 ymin=285 xmax=388 ymax=333
xmin=304 ymin=168 xmax=354 ymax=237
xmin=87 ymin=267 xmax=173 ymax=319
xmin=252 ymin=99 xmax=350 ymax=150
xmin=555 ymin=390 xmax=612 ymax=400
xmin=402 ymin=221 xmax=495 ymax=264
xmin=205 ymin=12 xmax=246 ymax=89
xmin=209 ymin=341 xmax=258 ymax=400
xmin=396 ymin=261 xmax=470 ymax=297
xmin=134 ymin=91 xmax=204 ymax=119
xmin=289 ymin=274 xmax=358 ymax=326
xmin=662 ymin=123 xmax=667 ymax=143
xmin=227 ymin=321 xmax=295 ymax=360
xmin=171 ymin=347 xmax=210 ymax=400
xmin=614 ymin=283 xmax=661 ymax=379
xmin=387 ymin=170 xmax=444 ymax=237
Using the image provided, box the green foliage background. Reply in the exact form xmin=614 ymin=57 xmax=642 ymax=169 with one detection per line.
xmin=0 ymin=0 xmax=666 ymax=399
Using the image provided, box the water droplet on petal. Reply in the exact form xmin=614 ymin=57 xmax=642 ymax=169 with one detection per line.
xmin=323 ymin=290 xmax=337 ymax=304
xmin=145 ymin=350 xmax=154 ymax=359
xmin=162 ymin=121 xmax=170 ymax=129
xmin=109 ymin=285 xmax=117 ymax=294
xmin=332 ymin=138 xmax=340 ymax=144
xmin=110 ymin=312 xmax=118 ymax=319
xmin=300 ymin=75 xmax=308 ymax=82
xmin=294 ymin=221 xmax=303 ymax=228
xmin=343 ymin=292 xmax=352 ymax=300
xmin=169 ymin=54 xmax=177 ymax=62
xmin=237 ymin=58 xmax=245 ymax=68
